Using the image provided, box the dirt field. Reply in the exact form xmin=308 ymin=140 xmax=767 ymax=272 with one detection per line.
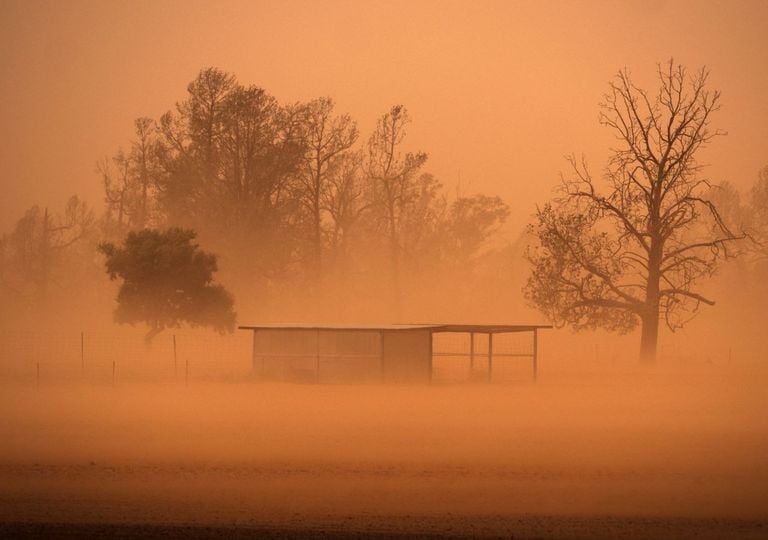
xmin=1 ymin=365 xmax=767 ymax=538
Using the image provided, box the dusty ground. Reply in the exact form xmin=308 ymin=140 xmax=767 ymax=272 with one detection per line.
xmin=1 ymin=365 xmax=767 ymax=538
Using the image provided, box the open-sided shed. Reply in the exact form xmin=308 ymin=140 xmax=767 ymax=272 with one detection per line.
xmin=239 ymin=324 xmax=551 ymax=383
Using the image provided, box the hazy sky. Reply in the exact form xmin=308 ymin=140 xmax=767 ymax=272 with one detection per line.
xmin=1 ymin=0 xmax=766 ymax=233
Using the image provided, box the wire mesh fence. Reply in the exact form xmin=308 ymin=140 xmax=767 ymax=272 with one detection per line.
xmin=253 ymin=329 xmax=384 ymax=383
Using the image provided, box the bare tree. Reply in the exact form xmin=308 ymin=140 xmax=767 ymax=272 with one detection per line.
xmin=365 ymin=105 xmax=428 ymax=313
xmin=322 ymin=150 xmax=367 ymax=264
xmin=101 ymin=118 xmax=160 ymax=237
xmin=397 ymin=173 xmax=446 ymax=272
xmin=296 ymin=97 xmax=358 ymax=281
xmin=749 ymin=165 xmax=768 ymax=261
xmin=525 ymin=61 xmax=744 ymax=362
xmin=131 ymin=117 xmax=159 ymax=229
xmin=440 ymin=194 xmax=510 ymax=267
xmin=100 ymin=151 xmax=132 ymax=235
xmin=2 ymin=196 xmax=94 ymax=303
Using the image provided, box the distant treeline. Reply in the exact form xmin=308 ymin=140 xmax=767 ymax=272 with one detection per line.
xmin=2 ymin=66 xmax=767 ymax=343
xmin=0 ymin=67 xmax=516 ymax=324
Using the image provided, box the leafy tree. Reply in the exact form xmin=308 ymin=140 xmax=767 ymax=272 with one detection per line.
xmin=153 ymin=68 xmax=304 ymax=280
xmin=99 ymin=228 xmax=236 ymax=345
xmin=525 ymin=61 xmax=744 ymax=362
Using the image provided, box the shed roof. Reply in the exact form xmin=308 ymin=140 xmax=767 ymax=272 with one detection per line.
xmin=238 ymin=323 xmax=551 ymax=334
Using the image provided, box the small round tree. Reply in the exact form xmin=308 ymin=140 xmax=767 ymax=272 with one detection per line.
xmin=99 ymin=228 xmax=236 ymax=345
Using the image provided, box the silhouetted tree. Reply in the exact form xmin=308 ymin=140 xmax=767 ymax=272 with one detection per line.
xmin=365 ymin=105 xmax=428 ymax=313
xmin=100 ymin=151 xmax=132 ymax=236
xmin=443 ymin=194 xmax=510 ymax=265
xmin=295 ymin=97 xmax=358 ymax=282
xmin=397 ymin=188 xmax=510 ymax=308
xmin=750 ymin=165 xmax=768 ymax=261
xmin=322 ymin=150 xmax=368 ymax=272
xmin=705 ymin=181 xmax=748 ymax=231
xmin=525 ymin=61 xmax=744 ymax=362
xmin=98 ymin=67 xmax=514 ymax=321
xmin=99 ymin=228 xmax=236 ymax=345
xmin=0 ymin=196 xmax=94 ymax=304
xmin=101 ymin=118 xmax=161 ymax=237
xmin=153 ymin=68 xmax=305 ymax=280
xmin=398 ymin=173 xmax=446 ymax=272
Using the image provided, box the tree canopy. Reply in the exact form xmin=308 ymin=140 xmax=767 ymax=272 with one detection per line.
xmin=97 ymin=67 xmax=508 ymax=319
xmin=99 ymin=228 xmax=236 ymax=344
xmin=525 ymin=61 xmax=744 ymax=362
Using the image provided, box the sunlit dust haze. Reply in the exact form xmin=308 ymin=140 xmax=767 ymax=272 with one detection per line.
xmin=1 ymin=1 xmax=767 ymax=539
xmin=3 ymin=0 xmax=767 ymax=234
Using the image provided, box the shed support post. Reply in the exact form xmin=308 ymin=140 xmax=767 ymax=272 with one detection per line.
xmin=429 ymin=330 xmax=434 ymax=384
xmin=252 ymin=330 xmax=264 ymax=377
xmin=469 ymin=332 xmax=475 ymax=374
xmin=316 ymin=329 xmax=321 ymax=383
xmin=487 ymin=333 xmax=493 ymax=383
xmin=533 ymin=328 xmax=538 ymax=383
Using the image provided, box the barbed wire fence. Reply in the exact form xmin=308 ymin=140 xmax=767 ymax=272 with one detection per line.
xmin=0 ymin=327 xmax=747 ymax=386
xmin=0 ymin=329 xmax=252 ymax=385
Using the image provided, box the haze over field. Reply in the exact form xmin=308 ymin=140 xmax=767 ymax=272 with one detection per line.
xmin=2 ymin=0 xmax=767 ymax=233
xmin=1 ymin=1 xmax=767 ymax=538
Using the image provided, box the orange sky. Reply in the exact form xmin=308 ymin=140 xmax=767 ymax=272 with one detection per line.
xmin=1 ymin=0 xmax=766 ymax=233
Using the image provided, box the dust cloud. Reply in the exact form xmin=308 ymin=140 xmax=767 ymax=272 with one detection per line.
xmin=1 ymin=1 xmax=768 ymax=538
xmin=1 ymin=361 xmax=767 ymax=537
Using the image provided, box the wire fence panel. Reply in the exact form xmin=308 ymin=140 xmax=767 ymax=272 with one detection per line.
xmin=431 ymin=331 xmax=536 ymax=383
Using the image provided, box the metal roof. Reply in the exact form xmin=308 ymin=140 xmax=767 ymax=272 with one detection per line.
xmin=427 ymin=324 xmax=552 ymax=334
xmin=238 ymin=323 xmax=551 ymax=334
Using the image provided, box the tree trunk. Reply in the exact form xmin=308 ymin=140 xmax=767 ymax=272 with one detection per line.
xmin=313 ymin=200 xmax=322 ymax=282
xmin=639 ymin=310 xmax=659 ymax=363
xmin=387 ymin=203 xmax=402 ymax=319
xmin=641 ymin=237 xmax=662 ymax=363
xmin=145 ymin=326 xmax=163 ymax=349
xmin=38 ymin=208 xmax=51 ymax=304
